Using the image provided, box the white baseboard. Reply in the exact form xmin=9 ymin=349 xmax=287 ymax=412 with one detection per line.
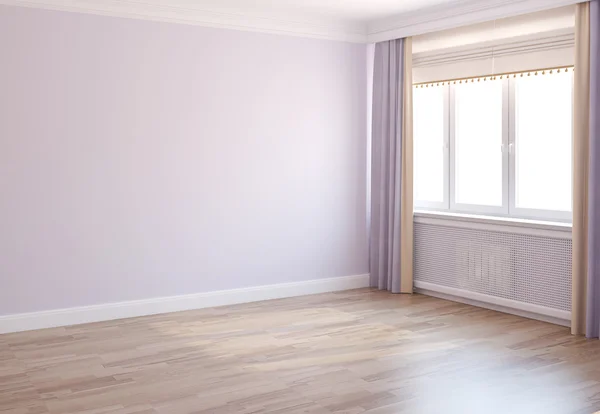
xmin=414 ymin=281 xmax=571 ymax=327
xmin=0 ymin=274 xmax=370 ymax=334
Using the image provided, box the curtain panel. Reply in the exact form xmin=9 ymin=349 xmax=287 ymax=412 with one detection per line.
xmin=573 ymin=0 xmax=600 ymax=337
xmin=370 ymin=38 xmax=414 ymax=293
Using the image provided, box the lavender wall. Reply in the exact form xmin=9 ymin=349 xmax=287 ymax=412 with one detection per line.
xmin=0 ymin=5 xmax=368 ymax=315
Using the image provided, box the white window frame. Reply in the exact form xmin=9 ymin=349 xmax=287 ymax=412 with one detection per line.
xmin=449 ymin=79 xmax=509 ymax=217
xmin=507 ymin=75 xmax=573 ymax=223
xmin=413 ymin=72 xmax=573 ymax=223
xmin=413 ymin=85 xmax=450 ymax=211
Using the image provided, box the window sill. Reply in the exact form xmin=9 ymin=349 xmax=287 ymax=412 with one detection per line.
xmin=414 ymin=210 xmax=572 ymax=234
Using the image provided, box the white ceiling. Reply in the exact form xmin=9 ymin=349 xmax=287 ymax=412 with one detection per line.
xmin=0 ymin=0 xmax=582 ymax=42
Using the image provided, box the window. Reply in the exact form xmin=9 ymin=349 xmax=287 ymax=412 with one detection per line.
xmin=453 ymin=79 xmax=505 ymax=212
xmin=511 ymin=71 xmax=572 ymax=219
xmin=413 ymin=85 xmax=447 ymax=209
xmin=413 ymin=68 xmax=573 ymax=222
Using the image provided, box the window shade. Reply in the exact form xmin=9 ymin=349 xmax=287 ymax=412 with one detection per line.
xmin=412 ymin=6 xmax=575 ymax=84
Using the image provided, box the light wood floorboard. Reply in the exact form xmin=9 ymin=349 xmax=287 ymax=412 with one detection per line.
xmin=1 ymin=289 xmax=600 ymax=413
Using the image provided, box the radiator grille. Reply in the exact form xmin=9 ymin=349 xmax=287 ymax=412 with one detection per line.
xmin=414 ymin=222 xmax=572 ymax=312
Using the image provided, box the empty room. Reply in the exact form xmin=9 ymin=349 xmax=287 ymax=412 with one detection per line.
xmin=1 ymin=0 xmax=600 ymax=412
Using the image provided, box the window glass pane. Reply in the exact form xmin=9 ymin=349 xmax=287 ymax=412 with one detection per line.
xmin=514 ymin=72 xmax=572 ymax=212
xmin=454 ymin=80 xmax=504 ymax=206
xmin=414 ymin=86 xmax=445 ymax=204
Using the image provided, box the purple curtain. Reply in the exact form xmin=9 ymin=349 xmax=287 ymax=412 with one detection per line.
xmin=370 ymin=38 xmax=414 ymax=294
xmin=586 ymin=0 xmax=600 ymax=338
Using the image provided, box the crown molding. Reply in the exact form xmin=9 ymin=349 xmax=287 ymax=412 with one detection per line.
xmin=0 ymin=0 xmax=585 ymax=44
xmin=0 ymin=0 xmax=369 ymax=43
xmin=367 ymin=0 xmax=582 ymax=43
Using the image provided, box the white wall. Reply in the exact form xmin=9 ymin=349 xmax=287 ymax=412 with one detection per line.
xmin=0 ymin=5 xmax=369 ymax=316
xmin=412 ymin=6 xmax=575 ymax=54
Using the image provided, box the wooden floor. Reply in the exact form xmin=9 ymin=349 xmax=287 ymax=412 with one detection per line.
xmin=2 ymin=289 xmax=600 ymax=414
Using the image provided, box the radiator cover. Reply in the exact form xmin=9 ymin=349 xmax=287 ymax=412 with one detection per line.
xmin=414 ymin=221 xmax=572 ymax=313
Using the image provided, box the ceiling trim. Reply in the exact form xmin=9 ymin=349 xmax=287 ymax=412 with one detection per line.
xmin=0 ymin=0 xmax=585 ymax=45
xmin=0 ymin=0 xmax=368 ymax=43
xmin=367 ymin=0 xmax=583 ymax=43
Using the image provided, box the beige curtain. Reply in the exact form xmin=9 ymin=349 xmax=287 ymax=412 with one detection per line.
xmin=400 ymin=39 xmax=414 ymax=294
xmin=572 ymin=1 xmax=591 ymax=336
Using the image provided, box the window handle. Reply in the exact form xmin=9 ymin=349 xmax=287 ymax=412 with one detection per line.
xmin=501 ymin=143 xmax=514 ymax=154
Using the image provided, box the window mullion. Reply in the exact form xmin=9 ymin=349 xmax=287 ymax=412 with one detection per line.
xmin=444 ymin=84 xmax=451 ymax=210
xmin=502 ymin=78 xmax=511 ymax=215
xmin=448 ymin=84 xmax=456 ymax=212
xmin=508 ymin=78 xmax=516 ymax=217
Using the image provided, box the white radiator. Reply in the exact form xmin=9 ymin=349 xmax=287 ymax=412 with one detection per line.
xmin=414 ymin=214 xmax=572 ymax=325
